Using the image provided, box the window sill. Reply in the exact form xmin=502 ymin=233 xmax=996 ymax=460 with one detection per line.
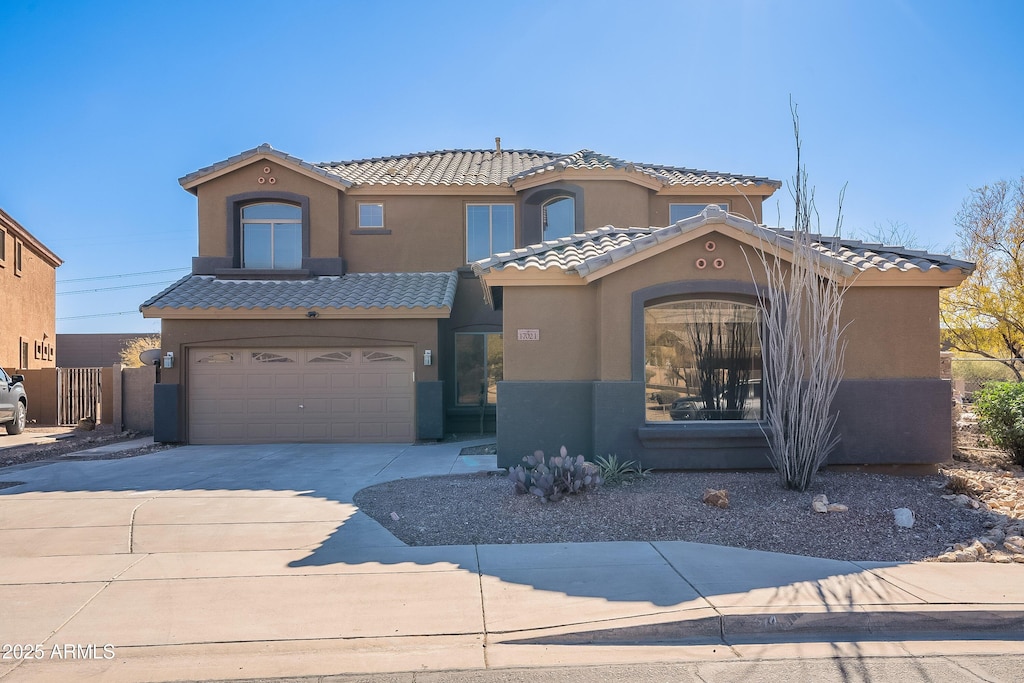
xmin=214 ymin=268 xmax=311 ymax=280
xmin=637 ymin=421 xmax=768 ymax=449
xmin=350 ymin=228 xmax=392 ymax=236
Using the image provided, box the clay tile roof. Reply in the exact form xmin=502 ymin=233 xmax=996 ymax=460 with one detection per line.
xmin=181 ymin=145 xmax=781 ymax=191
xmin=473 ymin=206 xmax=974 ymax=279
xmin=140 ymin=271 xmax=458 ymax=314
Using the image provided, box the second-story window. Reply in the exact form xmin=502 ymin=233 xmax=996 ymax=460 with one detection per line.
xmin=358 ymin=202 xmax=384 ymax=229
xmin=467 ymin=204 xmax=514 ymax=262
xmin=241 ymin=203 xmax=302 ymax=269
xmin=542 ymin=196 xmax=575 ymax=240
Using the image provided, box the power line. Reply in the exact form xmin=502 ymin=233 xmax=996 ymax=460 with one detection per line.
xmin=57 ymin=311 xmax=141 ymax=321
xmin=58 ymin=280 xmax=175 ymax=295
xmin=57 ymin=268 xmax=189 ymax=284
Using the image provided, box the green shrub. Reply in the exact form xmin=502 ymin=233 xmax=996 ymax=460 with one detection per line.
xmin=508 ymin=446 xmax=602 ymax=502
xmin=974 ymin=381 xmax=1024 ymax=465
xmin=594 ymin=454 xmax=651 ymax=485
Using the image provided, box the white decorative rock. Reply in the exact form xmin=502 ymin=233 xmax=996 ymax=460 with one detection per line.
xmin=893 ymin=507 xmax=916 ymax=528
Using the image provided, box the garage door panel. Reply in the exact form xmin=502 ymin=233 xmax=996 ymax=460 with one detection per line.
xmin=386 ymin=398 xmax=412 ymax=413
xmin=189 ymin=346 xmax=415 ymax=445
xmin=331 ymin=375 xmax=357 ymax=390
xmin=358 ymin=373 xmax=385 ymax=389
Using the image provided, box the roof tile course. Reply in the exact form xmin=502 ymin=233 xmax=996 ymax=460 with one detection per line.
xmin=181 ymin=145 xmax=781 ymax=191
xmin=473 ymin=208 xmax=973 ymax=279
xmin=141 ymin=271 xmax=458 ymax=313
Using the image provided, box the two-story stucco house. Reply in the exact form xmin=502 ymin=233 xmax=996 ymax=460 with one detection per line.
xmin=1 ymin=208 xmax=61 ymax=372
xmin=141 ymin=143 xmax=972 ymax=469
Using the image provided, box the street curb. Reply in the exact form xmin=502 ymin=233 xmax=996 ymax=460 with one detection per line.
xmin=497 ymin=609 xmax=1024 ymax=646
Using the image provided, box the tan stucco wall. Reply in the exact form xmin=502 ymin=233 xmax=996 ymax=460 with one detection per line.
xmin=575 ymin=181 xmax=651 ymax=230
xmin=501 ymin=286 xmax=599 ymax=381
xmin=191 ymin=159 xmax=768 ymax=275
xmin=342 ymin=194 xmax=506 ymax=273
xmin=158 ymin=318 xmax=440 ymax=387
xmin=841 ymin=287 xmax=939 ymax=379
xmin=195 ymin=161 xmax=341 ymax=260
xmin=0 ymin=231 xmax=58 ymax=370
xmin=500 ymin=233 xmax=943 ymax=384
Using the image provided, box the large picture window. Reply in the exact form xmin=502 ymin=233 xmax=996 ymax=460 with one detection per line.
xmin=645 ymin=300 xmax=762 ymax=422
xmin=455 ymin=332 xmax=503 ymax=405
xmin=466 ymin=204 xmax=514 ymax=262
xmin=241 ymin=202 xmax=302 ymax=269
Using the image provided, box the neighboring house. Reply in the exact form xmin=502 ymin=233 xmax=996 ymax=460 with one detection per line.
xmin=0 ymin=209 xmax=62 ymax=372
xmin=140 ymin=143 xmax=971 ymax=469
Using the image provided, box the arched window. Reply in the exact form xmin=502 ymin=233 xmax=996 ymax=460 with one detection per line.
xmin=541 ymin=196 xmax=575 ymax=240
xmin=644 ymin=299 xmax=762 ymax=422
xmin=241 ymin=202 xmax=302 ymax=269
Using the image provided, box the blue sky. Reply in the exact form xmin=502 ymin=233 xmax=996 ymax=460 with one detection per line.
xmin=2 ymin=0 xmax=1022 ymax=334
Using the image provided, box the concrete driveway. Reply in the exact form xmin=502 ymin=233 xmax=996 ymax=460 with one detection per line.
xmin=2 ymin=443 xmax=1023 ymax=682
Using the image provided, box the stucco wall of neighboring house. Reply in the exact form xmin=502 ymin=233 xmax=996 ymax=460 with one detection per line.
xmin=57 ymin=333 xmax=154 ymax=368
xmin=195 ymin=160 xmax=341 ymax=261
xmin=0 ymin=223 xmax=59 ymax=370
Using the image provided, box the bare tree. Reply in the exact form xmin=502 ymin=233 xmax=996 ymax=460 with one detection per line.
xmin=118 ymin=335 xmax=161 ymax=368
xmin=746 ymin=102 xmax=852 ymax=491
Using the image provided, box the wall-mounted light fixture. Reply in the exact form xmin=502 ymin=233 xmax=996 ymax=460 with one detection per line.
xmin=423 ymin=350 xmax=432 ymax=366
xmin=306 ymin=310 xmax=319 ymax=318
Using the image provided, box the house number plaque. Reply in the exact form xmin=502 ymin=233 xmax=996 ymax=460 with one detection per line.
xmin=517 ymin=329 xmax=540 ymax=341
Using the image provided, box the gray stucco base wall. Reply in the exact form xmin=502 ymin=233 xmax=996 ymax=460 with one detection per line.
xmin=416 ymin=381 xmax=444 ymax=441
xmin=497 ymin=381 xmax=594 ymax=469
xmin=829 ymin=378 xmax=952 ymax=465
xmin=153 ymin=383 xmax=181 ymax=443
xmin=496 ymin=378 xmax=953 ymax=470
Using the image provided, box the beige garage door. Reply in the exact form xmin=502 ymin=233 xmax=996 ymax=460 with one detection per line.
xmin=188 ymin=347 xmax=414 ymax=444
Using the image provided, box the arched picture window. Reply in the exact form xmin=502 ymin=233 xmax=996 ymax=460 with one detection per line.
xmin=541 ymin=196 xmax=575 ymax=240
xmin=241 ymin=203 xmax=302 ymax=269
xmin=644 ymin=300 xmax=762 ymax=422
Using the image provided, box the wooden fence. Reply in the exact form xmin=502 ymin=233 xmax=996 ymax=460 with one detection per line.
xmin=57 ymin=367 xmax=102 ymax=426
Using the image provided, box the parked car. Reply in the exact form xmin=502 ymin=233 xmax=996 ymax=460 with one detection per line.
xmin=0 ymin=367 xmax=28 ymax=435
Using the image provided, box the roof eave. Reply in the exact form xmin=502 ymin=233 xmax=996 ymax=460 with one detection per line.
xmin=178 ymin=145 xmax=354 ymax=194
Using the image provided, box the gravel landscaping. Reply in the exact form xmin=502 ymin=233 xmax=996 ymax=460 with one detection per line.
xmin=355 ymin=425 xmax=1024 ymax=563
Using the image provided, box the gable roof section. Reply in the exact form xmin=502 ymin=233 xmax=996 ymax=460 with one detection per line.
xmin=473 ymin=205 xmax=974 ymax=288
xmin=140 ymin=271 xmax=458 ymax=319
xmin=179 ymin=144 xmax=356 ymax=193
xmin=180 ymin=145 xmax=781 ymax=194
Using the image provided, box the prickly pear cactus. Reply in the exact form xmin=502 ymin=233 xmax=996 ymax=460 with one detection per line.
xmin=507 ymin=446 xmax=602 ymax=502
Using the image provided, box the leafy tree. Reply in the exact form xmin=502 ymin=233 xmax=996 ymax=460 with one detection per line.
xmin=940 ymin=177 xmax=1024 ymax=380
xmin=118 ymin=335 xmax=161 ymax=368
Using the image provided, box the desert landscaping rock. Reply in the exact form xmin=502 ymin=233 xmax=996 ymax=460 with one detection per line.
xmin=702 ymin=488 xmax=729 ymax=509
xmin=812 ymin=494 xmax=828 ymax=513
xmin=893 ymin=507 xmax=916 ymax=528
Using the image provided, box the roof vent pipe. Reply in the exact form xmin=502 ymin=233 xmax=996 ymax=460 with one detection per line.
xmin=495 ymin=137 xmax=501 ymax=153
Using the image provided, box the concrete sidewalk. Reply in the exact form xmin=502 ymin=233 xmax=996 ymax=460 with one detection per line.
xmin=0 ymin=441 xmax=1022 ymax=682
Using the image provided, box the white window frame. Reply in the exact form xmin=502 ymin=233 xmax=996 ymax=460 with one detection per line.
xmin=358 ymin=202 xmax=385 ymax=229
xmin=466 ymin=203 xmax=515 ymax=262
xmin=241 ymin=203 xmax=302 ymax=269
xmin=669 ymin=203 xmax=729 ymax=224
